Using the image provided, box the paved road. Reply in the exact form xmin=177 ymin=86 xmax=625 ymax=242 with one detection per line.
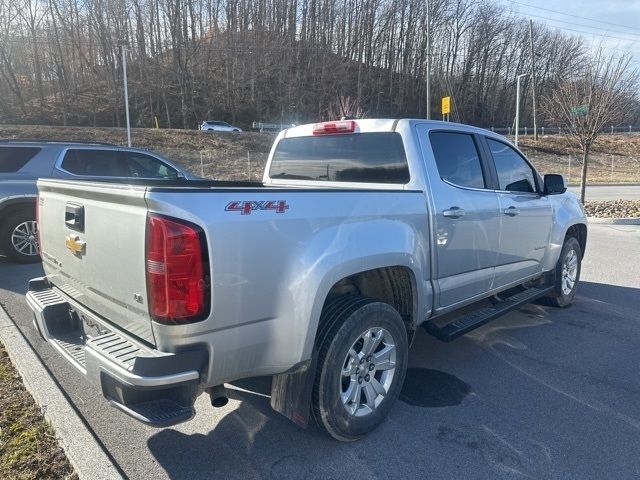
xmin=568 ymin=184 xmax=640 ymax=201
xmin=1 ymin=224 xmax=639 ymax=479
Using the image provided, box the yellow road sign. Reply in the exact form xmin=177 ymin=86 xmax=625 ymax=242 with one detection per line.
xmin=442 ymin=96 xmax=451 ymax=115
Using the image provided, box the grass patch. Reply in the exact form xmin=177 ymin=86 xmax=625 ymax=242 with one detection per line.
xmin=0 ymin=342 xmax=76 ymax=479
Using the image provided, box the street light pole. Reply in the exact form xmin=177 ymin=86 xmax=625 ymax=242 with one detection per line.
xmin=121 ymin=44 xmax=132 ymax=147
xmin=426 ymin=0 xmax=431 ymax=119
xmin=529 ymin=20 xmax=538 ymax=141
xmin=515 ymin=73 xmax=528 ymax=147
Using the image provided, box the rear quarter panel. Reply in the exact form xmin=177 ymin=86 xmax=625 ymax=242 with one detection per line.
xmin=146 ymin=188 xmax=431 ymax=385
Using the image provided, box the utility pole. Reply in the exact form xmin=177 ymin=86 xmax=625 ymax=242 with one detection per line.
xmin=121 ymin=44 xmax=132 ymax=147
xmin=426 ymin=0 xmax=431 ymax=119
xmin=515 ymin=73 xmax=528 ymax=147
xmin=529 ymin=20 xmax=538 ymax=141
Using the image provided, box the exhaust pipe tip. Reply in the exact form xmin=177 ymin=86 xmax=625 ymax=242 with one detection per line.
xmin=207 ymin=385 xmax=229 ymax=408
xmin=211 ymin=396 xmax=229 ymax=408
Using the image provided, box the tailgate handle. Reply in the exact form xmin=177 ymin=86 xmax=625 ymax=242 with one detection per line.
xmin=65 ymin=203 xmax=84 ymax=231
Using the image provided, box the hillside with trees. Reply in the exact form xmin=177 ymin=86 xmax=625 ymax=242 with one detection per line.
xmin=1 ymin=0 xmax=638 ymax=129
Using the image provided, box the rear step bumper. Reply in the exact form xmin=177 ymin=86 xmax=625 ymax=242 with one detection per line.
xmin=26 ymin=277 xmax=208 ymax=427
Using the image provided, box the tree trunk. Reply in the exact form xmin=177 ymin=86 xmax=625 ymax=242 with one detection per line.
xmin=579 ymin=145 xmax=589 ymax=204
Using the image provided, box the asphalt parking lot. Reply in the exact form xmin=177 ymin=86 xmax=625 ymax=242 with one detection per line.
xmin=1 ymin=223 xmax=639 ymax=479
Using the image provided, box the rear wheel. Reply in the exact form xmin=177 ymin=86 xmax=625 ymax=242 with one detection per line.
xmin=0 ymin=210 xmax=40 ymax=263
xmin=312 ymin=296 xmax=408 ymax=441
xmin=544 ymin=236 xmax=581 ymax=307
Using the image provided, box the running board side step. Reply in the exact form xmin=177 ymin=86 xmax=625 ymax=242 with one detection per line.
xmin=423 ymin=286 xmax=554 ymax=342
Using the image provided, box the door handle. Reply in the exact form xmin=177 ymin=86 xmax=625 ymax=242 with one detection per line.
xmin=503 ymin=206 xmax=520 ymax=216
xmin=443 ymin=207 xmax=466 ymax=219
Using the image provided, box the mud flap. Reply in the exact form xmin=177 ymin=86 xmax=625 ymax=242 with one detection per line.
xmin=270 ymin=353 xmax=317 ymax=428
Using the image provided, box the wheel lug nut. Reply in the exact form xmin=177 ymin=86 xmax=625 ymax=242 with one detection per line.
xmin=358 ymin=377 xmax=363 ymax=384
xmin=366 ymin=355 xmax=372 ymax=362
xmin=360 ymin=358 xmax=365 ymax=364
xmin=365 ymin=374 xmax=370 ymax=382
xmin=369 ymin=364 xmax=375 ymax=371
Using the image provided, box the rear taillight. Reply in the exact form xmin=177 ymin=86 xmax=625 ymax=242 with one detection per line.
xmin=35 ymin=196 xmax=41 ymax=254
xmin=146 ymin=214 xmax=210 ymax=324
xmin=312 ymin=120 xmax=357 ymax=135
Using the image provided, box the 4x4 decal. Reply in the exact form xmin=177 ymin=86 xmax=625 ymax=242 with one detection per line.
xmin=225 ymin=200 xmax=289 ymax=215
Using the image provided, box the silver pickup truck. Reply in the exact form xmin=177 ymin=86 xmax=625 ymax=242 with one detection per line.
xmin=27 ymin=119 xmax=587 ymax=441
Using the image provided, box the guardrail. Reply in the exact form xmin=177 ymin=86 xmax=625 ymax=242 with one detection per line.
xmin=488 ymin=125 xmax=640 ymax=136
xmin=251 ymin=122 xmax=297 ymax=132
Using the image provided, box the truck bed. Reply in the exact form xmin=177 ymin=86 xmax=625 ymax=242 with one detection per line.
xmin=37 ymin=178 xmax=428 ymax=356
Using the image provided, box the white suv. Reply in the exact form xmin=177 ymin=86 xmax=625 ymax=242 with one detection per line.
xmin=199 ymin=120 xmax=242 ymax=132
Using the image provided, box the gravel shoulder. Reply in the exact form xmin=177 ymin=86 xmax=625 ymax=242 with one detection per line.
xmin=584 ymin=200 xmax=640 ymax=218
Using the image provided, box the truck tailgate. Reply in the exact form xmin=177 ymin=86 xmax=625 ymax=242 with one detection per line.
xmin=37 ymin=179 xmax=155 ymax=344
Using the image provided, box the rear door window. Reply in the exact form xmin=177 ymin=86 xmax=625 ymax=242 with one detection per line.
xmin=60 ymin=149 xmax=123 ymax=177
xmin=269 ymin=132 xmax=409 ymax=184
xmin=486 ymin=138 xmax=537 ymax=193
xmin=0 ymin=146 xmax=41 ymax=172
xmin=429 ymin=132 xmax=486 ymax=189
xmin=119 ymin=151 xmax=179 ymax=179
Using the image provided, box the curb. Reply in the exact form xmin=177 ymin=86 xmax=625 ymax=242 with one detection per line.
xmin=587 ymin=217 xmax=640 ymax=225
xmin=0 ymin=306 xmax=123 ymax=480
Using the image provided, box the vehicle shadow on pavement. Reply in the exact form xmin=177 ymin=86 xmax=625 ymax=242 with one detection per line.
xmin=0 ymin=257 xmax=44 ymax=295
xmin=146 ymin=281 xmax=640 ymax=479
xmin=575 ymin=281 xmax=639 ymax=312
xmin=146 ymin=370 xmax=478 ymax=479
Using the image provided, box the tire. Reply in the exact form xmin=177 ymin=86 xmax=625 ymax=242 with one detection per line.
xmin=0 ymin=210 xmax=40 ymax=263
xmin=544 ymin=236 xmax=581 ymax=307
xmin=312 ymin=295 xmax=408 ymax=441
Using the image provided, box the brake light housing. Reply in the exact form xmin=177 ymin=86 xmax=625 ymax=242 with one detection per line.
xmin=146 ymin=214 xmax=210 ymax=324
xmin=312 ymin=120 xmax=357 ymax=135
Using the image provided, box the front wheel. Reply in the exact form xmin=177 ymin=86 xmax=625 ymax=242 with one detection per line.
xmin=545 ymin=236 xmax=582 ymax=307
xmin=312 ymin=296 xmax=408 ymax=441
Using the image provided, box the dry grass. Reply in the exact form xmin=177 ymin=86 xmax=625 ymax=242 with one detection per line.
xmin=0 ymin=342 xmax=76 ymax=479
xmin=519 ymin=134 xmax=640 ymax=184
xmin=2 ymin=124 xmax=639 ymax=183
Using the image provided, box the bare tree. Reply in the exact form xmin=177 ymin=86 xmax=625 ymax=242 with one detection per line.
xmin=325 ymin=95 xmax=368 ymax=120
xmin=0 ymin=0 xmax=636 ymax=132
xmin=543 ymin=49 xmax=639 ymax=202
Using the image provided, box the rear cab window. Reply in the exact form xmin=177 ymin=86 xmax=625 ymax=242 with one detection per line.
xmin=269 ymin=132 xmax=410 ymax=184
xmin=0 ymin=146 xmax=42 ymax=173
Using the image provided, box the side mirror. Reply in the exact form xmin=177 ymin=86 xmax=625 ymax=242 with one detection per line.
xmin=543 ymin=174 xmax=566 ymax=195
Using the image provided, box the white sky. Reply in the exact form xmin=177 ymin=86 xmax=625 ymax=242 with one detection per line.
xmin=500 ymin=0 xmax=640 ymax=67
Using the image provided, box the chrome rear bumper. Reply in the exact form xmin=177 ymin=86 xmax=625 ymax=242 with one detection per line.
xmin=26 ymin=277 xmax=207 ymax=427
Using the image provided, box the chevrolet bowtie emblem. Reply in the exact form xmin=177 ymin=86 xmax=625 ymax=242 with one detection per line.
xmin=65 ymin=234 xmax=86 ymax=255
